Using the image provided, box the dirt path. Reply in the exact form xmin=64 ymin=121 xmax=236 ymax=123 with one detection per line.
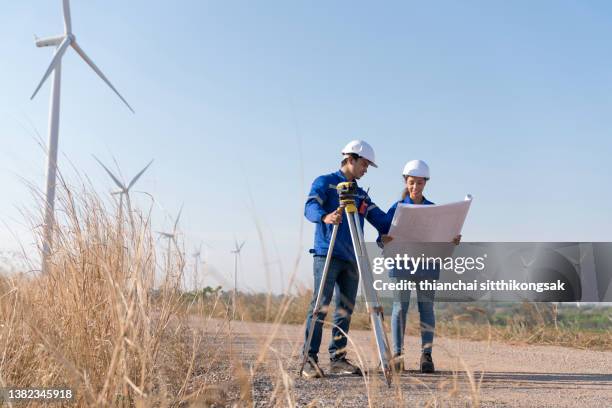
xmin=195 ymin=318 xmax=612 ymax=407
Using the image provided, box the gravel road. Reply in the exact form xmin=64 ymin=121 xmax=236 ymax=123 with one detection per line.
xmin=195 ymin=318 xmax=611 ymax=407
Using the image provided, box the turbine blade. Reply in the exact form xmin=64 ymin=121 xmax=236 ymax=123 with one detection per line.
xmin=93 ymin=155 xmax=126 ymax=190
xmin=30 ymin=36 xmax=71 ymax=100
xmin=62 ymin=0 xmax=72 ymax=34
xmin=71 ymin=41 xmax=135 ymax=113
xmin=173 ymin=237 xmax=185 ymax=266
xmin=174 ymin=204 xmax=184 ymax=232
xmin=128 ymin=159 xmax=154 ymax=190
xmin=172 ymin=236 xmax=181 ymax=253
xmin=239 ymin=241 xmax=245 ymax=251
xmin=111 ymin=155 xmax=126 ymax=186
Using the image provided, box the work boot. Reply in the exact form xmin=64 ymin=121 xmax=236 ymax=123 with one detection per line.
xmin=301 ymin=358 xmax=325 ymax=379
xmin=420 ymin=352 xmax=435 ymax=373
xmin=329 ymin=357 xmax=363 ymax=376
xmin=391 ymin=353 xmax=404 ymax=373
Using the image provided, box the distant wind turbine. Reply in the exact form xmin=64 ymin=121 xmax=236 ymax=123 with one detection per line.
xmin=192 ymin=243 xmax=203 ymax=291
xmin=157 ymin=205 xmax=184 ymax=283
xmin=193 ymin=242 xmax=215 ymax=291
xmin=230 ymin=240 xmax=245 ymax=320
xmin=94 ymin=156 xmax=153 ymax=229
xmin=32 ymin=0 xmax=134 ymax=273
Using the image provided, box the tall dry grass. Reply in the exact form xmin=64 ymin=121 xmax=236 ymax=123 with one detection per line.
xmin=8 ymin=173 xmax=604 ymax=406
xmin=1 ymin=175 xmax=408 ymax=407
xmin=0 ymin=177 xmax=222 ymax=406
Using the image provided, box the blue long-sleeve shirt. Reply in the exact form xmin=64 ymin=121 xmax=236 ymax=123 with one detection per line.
xmin=305 ymin=170 xmax=387 ymax=262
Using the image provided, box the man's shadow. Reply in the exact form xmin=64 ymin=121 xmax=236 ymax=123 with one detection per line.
xmin=395 ymin=370 xmax=612 ymax=390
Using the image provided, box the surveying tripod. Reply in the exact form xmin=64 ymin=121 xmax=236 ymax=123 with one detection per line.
xmin=299 ymin=182 xmax=393 ymax=386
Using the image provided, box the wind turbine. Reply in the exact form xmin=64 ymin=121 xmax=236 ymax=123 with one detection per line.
xmin=31 ymin=0 xmax=134 ymax=273
xmin=94 ymin=156 xmax=153 ymax=229
xmin=192 ymin=243 xmax=203 ymax=292
xmin=157 ymin=205 xmax=184 ymax=284
xmin=230 ymin=240 xmax=245 ymax=320
xmin=193 ymin=242 xmax=215 ymax=292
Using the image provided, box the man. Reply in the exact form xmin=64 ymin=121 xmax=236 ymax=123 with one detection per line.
xmin=301 ymin=140 xmax=387 ymax=378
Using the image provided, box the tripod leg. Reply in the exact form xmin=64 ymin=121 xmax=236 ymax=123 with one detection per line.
xmin=299 ymin=223 xmax=339 ymax=376
xmin=345 ymin=209 xmax=393 ymax=386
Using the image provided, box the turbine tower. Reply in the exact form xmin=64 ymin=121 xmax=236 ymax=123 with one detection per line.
xmin=193 ymin=242 xmax=214 ymax=292
xmin=157 ymin=205 xmax=184 ymax=285
xmin=192 ymin=244 xmax=202 ymax=292
xmin=31 ymin=0 xmax=134 ymax=273
xmin=230 ymin=240 xmax=245 ymax=320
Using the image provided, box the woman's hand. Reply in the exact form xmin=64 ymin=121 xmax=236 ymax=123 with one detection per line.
xmin=452 ymin=234 xmax=462 ymax=245
xmin=381 ymin=235 xmax=394 ymax=244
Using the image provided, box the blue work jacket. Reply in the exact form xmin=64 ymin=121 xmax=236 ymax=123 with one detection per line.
xmin=305 ymin=170 xmax=387 ymax=262
xmin=381 ymin=196 xmax=440 ymax=280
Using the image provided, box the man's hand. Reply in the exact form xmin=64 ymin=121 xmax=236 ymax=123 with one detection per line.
xmin=323 ymin=209 xmax=343 ymax=225
xmin=453 ymin=234 xmax=462 ymax=245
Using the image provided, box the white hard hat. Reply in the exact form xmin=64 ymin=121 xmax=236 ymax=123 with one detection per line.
xmin=402 ymin=160 xmax=430 ymax=179
xmin=341 ymin=140 xmax=378 ymax=168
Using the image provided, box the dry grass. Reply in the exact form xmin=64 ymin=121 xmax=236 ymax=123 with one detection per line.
xmin=2 ymin=174 xmax=609 ymax=407
xmin=0 ymin=177 xmax=437 ymax=407
xmin=0 ymin=178 xmax=225 ymax=406
xmin=189 ymin=290 xmax=611 ymax=352
xmin=437 ymin=303 xmax=612 ymax=351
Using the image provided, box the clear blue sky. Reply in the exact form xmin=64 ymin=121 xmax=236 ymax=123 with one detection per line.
xmin=1 ymin=1 xmax=612 ymax=292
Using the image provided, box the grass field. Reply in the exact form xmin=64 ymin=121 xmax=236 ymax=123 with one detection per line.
xmin=185 ymin=289 xmax=612 ymax=352
xmin=1 ymin=180 xmax=610 ymax=406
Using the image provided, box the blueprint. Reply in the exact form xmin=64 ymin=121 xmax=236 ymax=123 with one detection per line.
xmin=383 ymin=195 xmax=473 ymax=257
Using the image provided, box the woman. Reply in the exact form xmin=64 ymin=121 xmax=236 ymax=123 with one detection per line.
xmin=380 ymin=159 xmax=461 ymax=373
